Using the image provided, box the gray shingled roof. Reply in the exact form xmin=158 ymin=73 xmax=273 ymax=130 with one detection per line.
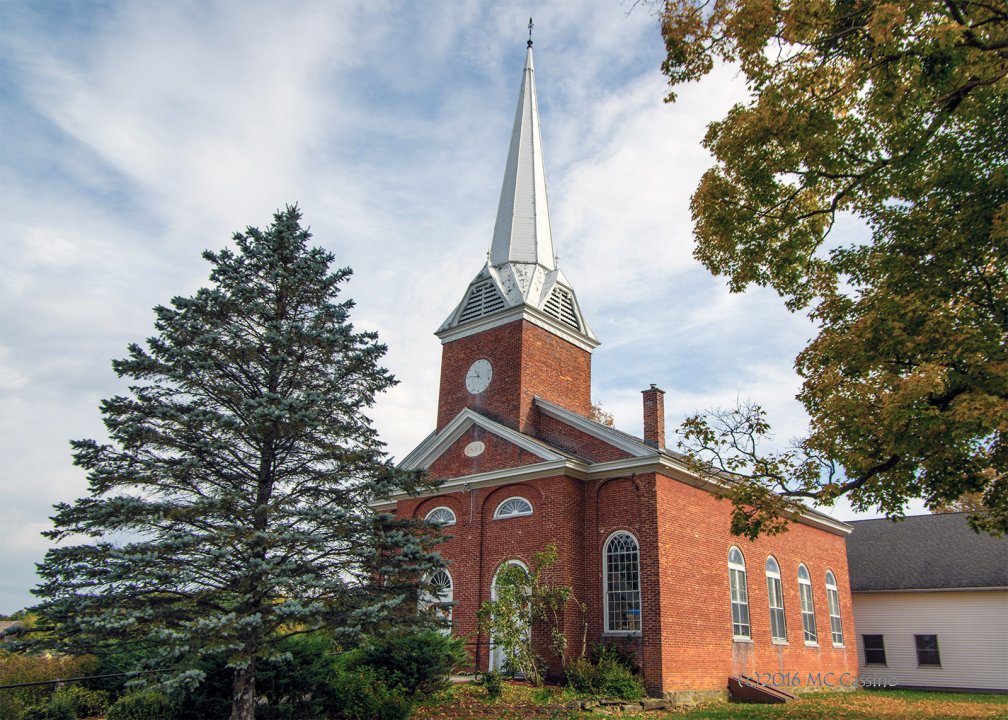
xmin=846 ymin=513 xmax=1008 ymax=591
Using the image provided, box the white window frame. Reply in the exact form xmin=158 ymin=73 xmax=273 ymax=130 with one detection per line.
xmin=825 ymin=570 xmax=844 ymax=647
xmin=420 ymin=568 xmax=453 ymax=634
xmin=493 ymin=496 xmax=533 ymax=519
xmin=765 ymin=556 xmax=787 ymax=644
xmin=728 ymin=547 xmax=751 ymax=640
xmin=602 ymin=531 xmax=642 ymax=636
xmin=797 ymin=564 xmax=818 ymax=645
xmin=425 ymin=506 xmax=457 ymax=526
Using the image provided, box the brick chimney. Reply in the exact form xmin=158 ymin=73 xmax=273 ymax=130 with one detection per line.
xmin=641 ymin=384 xmax=666 ymax=449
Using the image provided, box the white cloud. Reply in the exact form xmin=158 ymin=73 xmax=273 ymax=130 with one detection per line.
xmin=0 ymin=1 xmax=882 ymax=613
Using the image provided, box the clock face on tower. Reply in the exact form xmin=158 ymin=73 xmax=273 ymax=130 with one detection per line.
xmin=465 ymin=359 xmax=493 ymax=394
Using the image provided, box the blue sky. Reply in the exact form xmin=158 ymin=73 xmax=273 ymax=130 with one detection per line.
xmin=0 ymin=0 xmax=916 ymax=614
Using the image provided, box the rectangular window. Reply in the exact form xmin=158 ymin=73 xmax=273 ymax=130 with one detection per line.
xmin=863 ymin=634 xmax=886 ymax=665
xmin=729 ymin=566 xmax=751 ymax=638
xmin=826 ymin=586 xmax=844 ymax=645
xmin=799 ymin=581 xmax=817 ymax=643
xmin=915 ymin=634 xmax=941 ymax=666
xmin=766 ymin=575 xmax=787 ymax=642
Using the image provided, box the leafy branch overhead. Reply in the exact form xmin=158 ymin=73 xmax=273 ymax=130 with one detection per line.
xmin=663 ymin=0 xmax=1008 ymax=536
xmin=32 ymin=206 xmax=446 ymax=720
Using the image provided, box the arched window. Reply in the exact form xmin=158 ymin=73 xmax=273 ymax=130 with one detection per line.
xmin=825 ymin=570 xmax=844 ymax=646
xmin=604 ymin=532 xmax=641 ymax=634
xmin=425 ymin=506 xmax=457 ymax=526
xmin=728 ymin=547 xmax=751 ymax=639
xmin=797 ymin=564 xmax=818 ymax=644
xmin=494 ymin=496 xmax=533 ymax=519
xmin=765 ymin=556 xmax=787 ymax=643
xmin=420 ymin=569 xmax=453 ymax=634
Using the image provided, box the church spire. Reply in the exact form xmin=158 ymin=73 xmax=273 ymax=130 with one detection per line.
xmin=437 ymin=37 xmax=598 ymax=352
xmin=488 ymin=40 xmax=555 ymax=271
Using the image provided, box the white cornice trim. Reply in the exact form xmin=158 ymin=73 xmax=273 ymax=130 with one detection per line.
xmin=435 ymin=304 xmax=600 ymax=352
xmin=397 ymin=408 xmax=566 ymax=472
xmin=380 ymin=449 xmax=852 ymax=536
xmin=534 ymin=397 xmax=657 ymax=458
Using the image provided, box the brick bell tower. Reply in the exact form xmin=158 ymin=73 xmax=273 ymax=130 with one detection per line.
xmin=434 ymin=41 xmax=598 ymax=435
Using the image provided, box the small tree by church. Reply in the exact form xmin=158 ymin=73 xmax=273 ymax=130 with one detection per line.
xmin=31 ymin=206 xmax=444 ymax=720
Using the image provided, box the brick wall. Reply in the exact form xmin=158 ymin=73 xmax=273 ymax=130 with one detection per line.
xmin=425 ymin=426 xmax=543 ymax=481
xmin=437 ymin=320 xmax=591 ymax=433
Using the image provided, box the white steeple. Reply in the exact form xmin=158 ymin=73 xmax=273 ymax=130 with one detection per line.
xmin=437 ymin=37 xmax=598 ymax=351
xmin=489 ymin=45 xmax=555 ymax=270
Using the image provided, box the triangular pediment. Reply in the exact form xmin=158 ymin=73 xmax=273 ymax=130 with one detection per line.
xmin=398 ymin=408 xmax=567 ymax=472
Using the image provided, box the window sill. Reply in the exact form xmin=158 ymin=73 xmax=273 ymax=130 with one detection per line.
xmin=804 ymin=642 xmax=819 ymax=648
xmin=771 ymin=640 xmax=789 ymax=646
xmin=832 ymin=643 xmax=845 ymax=649
xmin=733 ymin=637 xmax=754 ymax=644
xmin=602 ymin=632 xmax=641 ymax=638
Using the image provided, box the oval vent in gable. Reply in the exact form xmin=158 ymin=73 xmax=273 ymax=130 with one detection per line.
xmin=459 ymin=281 xmax=507 ymax=323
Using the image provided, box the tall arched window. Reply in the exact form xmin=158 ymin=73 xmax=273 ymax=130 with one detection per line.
xmin=604 ymin=532 xmax=641 ymax=634
xmin=494 ymin=497 xmax=533 ymax=519
xmin=797 ymin=564 xmax=818 ymax=644
xmin=765 ymin=556 xmax=787 ymax=643
xmin=425 ymin=507 xmax=456 ymax=526
xmin=490 ymin=560 xmax=530 ymax=671
xmin=420 ymin=569 xmax=453 ymax=634
xmin=728 ymin=547 xmax=751 ymax=639
xmin=825 ymin=570 xmax=844 ymax=646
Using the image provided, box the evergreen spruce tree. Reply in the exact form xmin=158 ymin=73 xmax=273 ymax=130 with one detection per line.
xmin=32 ymin=206 xmax=444 ymax=720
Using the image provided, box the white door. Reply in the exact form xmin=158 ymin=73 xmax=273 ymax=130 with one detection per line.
xmin=489 ymin=560 xmax=529 ymax=673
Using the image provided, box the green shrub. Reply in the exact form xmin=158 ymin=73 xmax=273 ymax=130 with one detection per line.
xmin=53 ymin=685 xmax=110 ymax=717
xmin=588 ymin=640 xmax=639 ymax=675
xmin=328 ymin=658 xmax=412 ymax=720
xmin=564 ymin=656 xmax=596 ymax=694
xmin=354 ymin=630 xmax=467 ymax=699
xmin=0 ymin=652 xmax=98 ymax=719
xmin=593 ymin=658 xmax=645 ymax=700
xmin=105 ymin=690 xmax=176 ymax=720
xmin=18 ymin=696 xmax=75 ymax=720
xmin=565 ymin=655 xmax=645 ymax=699
xmin=480 ymin=670 xmax=503 ymax=700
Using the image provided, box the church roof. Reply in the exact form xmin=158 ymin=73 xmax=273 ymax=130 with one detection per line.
xmin=437 ymin=44 xmax=598 ymax=351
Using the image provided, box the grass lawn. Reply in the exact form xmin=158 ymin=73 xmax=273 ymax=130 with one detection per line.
xmin=413 ymin=682 xmax=1008 ymax=720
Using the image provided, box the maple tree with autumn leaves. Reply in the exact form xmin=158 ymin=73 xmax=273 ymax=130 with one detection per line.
xmin=661 ymin=0 xmax=1007 ymax=536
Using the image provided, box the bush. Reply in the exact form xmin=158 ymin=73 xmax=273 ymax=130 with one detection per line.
xmin=564 ymin=655 xmax=645 ymax=700
xmin=588 ymin=640 xmax=639 ymax=675
xmin=105 ymin=690 xmax=176 ymax=720
xmin=328 ymin=657 xmax=412 ymax=720
xmin=564 ymin=656 xmax=596 ymax=694
xmin=0 ymin=652 xmax=98 ymax=719
xmin=53 ymin=685 xmax=110 ymax=717
xmin=593 ymin=658 xmax=645 ymax=699
xmin=18 ymin=696 xmax=75 ymax=720
xmin=354 ymin=630 xmax=467 ymax=699
xmin=480 ymin=670 xmax=503 ymax=700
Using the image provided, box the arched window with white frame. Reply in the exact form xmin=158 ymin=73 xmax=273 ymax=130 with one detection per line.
xmin=493 ymin=496 xmax=533 ymax=519
xmin=728 ymin=547 xmax=751 ymax=639
xmin=798 ymin=564 xmax=818 ymax=644
xmin=825 ymin=570 xmax=844 ymax=646
xmin=425 ymin=506 xmax=456 ymax=526
xmin=420 ymin=568 xmax=453 ymax=634
xmin=765 ymin=556 xmax=787 ymax=643
xmin=604 ymin=532 xmax=641 ymax=634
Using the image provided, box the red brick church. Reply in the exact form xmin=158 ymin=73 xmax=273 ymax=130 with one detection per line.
xmin=378 ymin=41 xmax=858 ymax=700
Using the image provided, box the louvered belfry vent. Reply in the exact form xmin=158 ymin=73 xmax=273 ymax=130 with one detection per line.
xmin=542 ymin=286 xmax=580 ymax=330
xmin=459 ymin=281 xmax=507 ymax=323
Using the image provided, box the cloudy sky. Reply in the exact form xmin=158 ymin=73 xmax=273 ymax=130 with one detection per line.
xmin=0 ymin=0 xmax=919 ymax=613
